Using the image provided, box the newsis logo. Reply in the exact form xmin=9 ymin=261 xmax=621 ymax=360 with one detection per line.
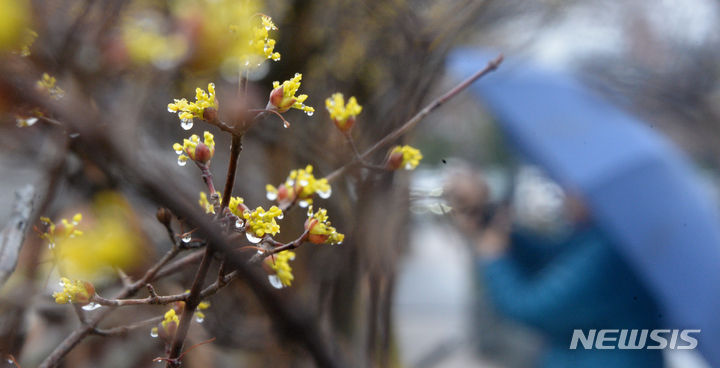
xmin=569 ymin=329 xmax=700 ymax=350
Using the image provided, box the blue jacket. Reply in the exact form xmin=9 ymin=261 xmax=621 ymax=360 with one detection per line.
xmin=479 ymin=225 xmax=664 ymax=368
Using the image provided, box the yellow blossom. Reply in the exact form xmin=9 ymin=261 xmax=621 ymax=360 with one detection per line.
xmin=36 ymin=73 xmax=65 ymax=100
xmin=167 ymin=83 xmax=217 ymax=129
xmin=325 ymin=93 xmax=362 ymax=131
xmin=53 ymin=192 xmax=142 ymax=281
xmin=266 ymin=165 xmax=331 ymax=207
xmin=228 ymin=196 xmax=248 ymax=218
xmin=266 ymin=251 xmax=295 ymax=287
xmin=53 ymin=277 xmax=94 ymax=304
xmin=199 ymin=191 xmax=216 ymax=214
xmin=245 ymin=15 xmax=280 ymax=65
xmin=173 ymin=131 xmax=215 ymax=165
xmin=0 ymin=0 xmax=29 ymax=51
xmin=195 ymin=300 xmax=210 ymax=321
xmin=39 ymin=213 xmax=83 ymax=248
xmin=267 ymin=73 xmax=314 ymax=114
xmin=388 ymin=145 xmax=423 ymax=170
xmin=15 ymin=28 xmax=37 ymax=57
xmin=243 ymin=206 xmax=283 ymax=238
xmin=121 ymin=17 xmax=187 ymax=68
xmin=304 ymin=207 xmax=344 ymax=245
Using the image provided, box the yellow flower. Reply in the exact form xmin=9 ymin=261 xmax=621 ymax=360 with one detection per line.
xmin=195 ymin=300 xmax=210 ymax=322
xmin=304 ymin=207 xmax=344 ymax=245
xmin=267 ymin=73 xmax=314 ymax=114
xmin=39 ymin=213 xmax=83 ymax=248
xmin=36 ymin=73 xmax=65 ymax=100
xmin=121 ymin=16 xmax=187 ymax=68
xmin=16 ymin=28 xmax=37 ymax=57
xmin=0 ymin=0 xmax=29 ymax=52
xmin=387 ymin=145 xmax=423 ymax=170
xmin=245 ymin=15 xmax=280 ymax=66
xmin=243 ymin=206 xmax=283 ymax=238
xmin=53 ymin=277 xmax=94 ymax=304
xmin=167 ymin=83 xmax=217 ymax=129
xmin=199 ymin=191 xmax=216 ymax=214
xmin=173 ymin=131 xmax=215 ymax=165
xmin=266 ymin=165 xmax=331 ymax=207
xmin=266 ymin=251 xmax=295 ymax=287
xmin=325 ymin=93 xmax=362 ymax=132
xmin=53 ymin=192 xmax=142 ymax=281
xmin=228 ymin=196 xmax=248 ymax=218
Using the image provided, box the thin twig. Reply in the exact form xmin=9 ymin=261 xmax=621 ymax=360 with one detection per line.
xmin=324 ymin=54 xmax=504 ymax=182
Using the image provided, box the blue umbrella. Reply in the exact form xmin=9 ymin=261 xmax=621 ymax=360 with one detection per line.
xmin=449 ymin=49 xmax=720 ymax=365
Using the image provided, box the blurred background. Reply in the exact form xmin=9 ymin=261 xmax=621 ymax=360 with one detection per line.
xmin=1 ymin=0 xmax=720 ymax=367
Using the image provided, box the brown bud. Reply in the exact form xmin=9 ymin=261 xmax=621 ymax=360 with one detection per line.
xmin=386 ymin=151 xmax=403 ymax=170
xmin=202 ymin=107 xmax=218 ymax=123
xmin=193 ymin=142 xmax=213 ymax=164
xmin=156 ymin=207 xmax=172 ymax=226
xmin=335 ymin=116 xmax=355 ymax=132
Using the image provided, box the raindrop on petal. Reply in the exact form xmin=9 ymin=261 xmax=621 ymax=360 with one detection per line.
xmin=150 ymin=328 xmax=159 ymax=338
xmin=298 ymin=200 xmax=309 ymax=208
xmin=182 ymin=234 xmax=192 ymax=243
xmin=174 ymin=148 xmax=183 ymax=154
xmin=195 ymin=315 xmax=205 ymax=323
xmin=82 ymin=302 xmax=102 ymax=311
xmin=246 ymin=232 xmax=262 ymax=244
xmin=266 ymin=191 xmax=278 ymax=201
xmin=318 ymin=188 xmax=332 ymax=199
xmin=277 ymin=213 xmax=284 ymax=220
xmin=268 ymin=275 xmax=284 ymax=289
xmin=306 ymin=110 xmax=314 ymax=116
xmin=180 ymin=119 xmax=194 ymax=130
xmin=177 ymin=157 xmax=187 ymax=167
xmin=299 ymin=179 xmax=309 ymax=187
xmin=235 ymin=219 xmax=243 ymax=228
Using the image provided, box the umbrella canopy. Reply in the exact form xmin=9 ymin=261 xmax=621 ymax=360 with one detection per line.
xmin=449 ymin=49 xmax=720 ymax=365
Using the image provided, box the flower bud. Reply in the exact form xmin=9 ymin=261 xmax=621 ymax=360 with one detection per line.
xmin=268 ymin=85 xmax=294 ymax=113
xmin=202 ymin=106 xmax=218 ymax=123
xmin=386 ymin=150 xmax=404 ymax=170
xmin=193 ymin=142 xmax=213 ymax=164
xmin=156 ymin=207 xmax=172 ymax=226
xmin=304 ymin=218 xmax=329 ymax=244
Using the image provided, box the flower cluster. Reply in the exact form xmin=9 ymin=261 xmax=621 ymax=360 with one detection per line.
xmin=266 ymin=250 xmax=295 ymax=288
xmin=267 ymin=73 xmax=314 ymax=115
xmin=122 ymin=18 xmax=187 ymax=69
xmin=53 ymin=278 xmax=95 ymax=305
xmin=173 ymin=131 xmax=216 ymax=166
xmin=246 ymin=15 xmax=280 ymax=65
xmin=304 ymin=207 xmax=344 ymax=245
xmin=266 ymin=165 xmax=331 ymax=208
xmin=325 ymin=93 xmax=362 ymax=132
xmin=387 ymin=145 xmax=423 ymax=170
xmin=243 ymin=206 xmax=283 ymax=239
xmin=36 ymin=73 xmax=65 ymax=100
xmin=39 ymin=213 xmax=83 ymax=249
xmin=167 ymin=83 xmax=217 ymax=130
xmin=151 ymin=307 xmax=181 ymax=340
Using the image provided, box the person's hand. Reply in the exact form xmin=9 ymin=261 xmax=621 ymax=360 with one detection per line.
xmin=474 ymin=206 xmax=511 ymax=259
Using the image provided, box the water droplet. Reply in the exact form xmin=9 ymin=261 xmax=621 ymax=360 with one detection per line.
xmin=174 ymin=148 xmax=183 ymax=154
xmin=306 ymin=110 xmax=314 ymax=116
xmin=180 ymin=119 xmax=194 ymax=130
xmin=58 ymin=280 xmax=65 ymax=287
xmin=336 ymin=241 xmax=343 ymax=245
xmin=182 ymin=234 xmax=192 ymax=243
xmin=265 ymin=25 xmax=272 ymax=30
xmin=194 ymin=315 xmax=205 ymax=323
xmin=246 ymin=232 xmax=262 ymax=244
xmin=299 ymin=179 xmax=309 ymax=187
xmin=177 ymin=157 xmax=187 ymax=167
xmin=167 ymin=106 xmax=175 ymax=113
xmin=298 ymin=200 xmax=309 ymax=208
xmin=266 ymin=191 xmax=278 ymax=201
xmin=277 ymin=213 xmax=284 ymax=220
xmin=318 ymin=188 xmax=332 ymax=199
xmin=150 ymin=328 xmax=158 ymax=338
xmin=7 ymin=358 xmax=13 ymax=364
xmin=283 ymin=121 xmax=290 ymax=128
xmin=268 ymin=275 xmax=284 ymax=289
xmin=48 ymin=242 xmax=55 ymax=249
xmin=404 ymin=163 xmax=413 ymax=170
xmin=82 ymin=302 xmax=102 ymax=311
xmin=294 ymin=73 xmax=300 ymax=78
xmin=235 ymin=219 xmax=243 ymax=228
xmin=287 ymin=180 xmax=295 ymax=187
